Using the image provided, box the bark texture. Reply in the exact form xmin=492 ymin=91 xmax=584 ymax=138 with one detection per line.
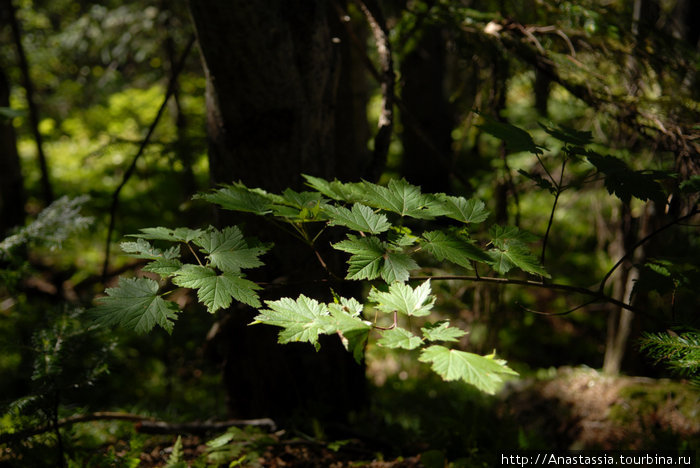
xmin=189 ymin=0 xmax=369 ymax=420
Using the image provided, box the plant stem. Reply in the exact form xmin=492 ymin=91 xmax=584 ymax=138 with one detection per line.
xmin=598 ymin=207 xmax=699 ymax=294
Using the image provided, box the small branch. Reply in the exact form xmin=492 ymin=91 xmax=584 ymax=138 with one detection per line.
xmin=101 ymin=35 xmax=195 ymax=281
xmin=410 ymin=274 xmax=653 ymax=319
xmin=136 ymin=417 xmax=277 ymax=435
xmin=517 ymin=298 xmax=597 ymax=317
xmin=373 ymin=310 xmax=398 ymax=330
xmin=540 ymin=156 xmax=567 ymax=266
xmin=598 ymin=207 xmax=699 ymax=294
xmin=0 ymin=411 xmax=276 ymax=444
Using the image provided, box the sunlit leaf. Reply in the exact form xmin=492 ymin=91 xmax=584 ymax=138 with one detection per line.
xmin=172 ymin=265 xmax=261 ymax=312
xmin=368 ymin=280 xmax=435 ymax=317
xmin=324 ymin=203 xmax=391 ymax=234
xmin=377 ymin=327 xmax=423 ymax=350
xmin=91 ymin=277 xmax=179 ymax=334
xmin=419 ymin=345 xmax=518 ymax=394
xmin=421 ymin=321 xmax=468 ymax=342
xmin=193 ymin=226 xmax=270 ymax=273
xmin=333 ymin=235 xmax=386 ymax=280
xmin=360 ymin=179 xmax=436 ymax=219
xmin=421 ymin=230 xmax=490 ymax=268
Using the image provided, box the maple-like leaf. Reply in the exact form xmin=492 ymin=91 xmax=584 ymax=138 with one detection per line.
xmin=91 ymin=277 xmax=180 ymax=334
xmin=120 ymin=238 xmax=180 ymax=260
xmin=360 ymin=179 xmax=435 ymax=219
xmin=324 ymin=203 xmax=391 ymax=234
xmin=142 ymin=258 xmax=183 ymax=278
xmin=421 ymin=321 xmax=467 ymax=342
xmin=172 ymin=265 xmax=261 ymax=312
xmin=430 ymin=195 xmax=490 ymax=224
xmin=193 ymin=226 xmax=270 ymax=273
xmin=377 ymin=327 xmax=423 ymax=350
xmin=133 ymin=227 xmax=204 ymax=243
xmin=368 ymin=280 xmax=435 ymax=317
xmin=196 ymin=183 xmax=274 ymax=215
xmin=476 ymin=115 xmax=544 ymax=154
xmin=333 ymin=235 xmax=385 ymax=280
xmin=381 ymin=251 xmax=418 ymax=283
xmin=587 ymin=152 xmax=666 ymax=203
xmin=253 ymin=295 xmax=335 ymax=350
xmin=420 ymin=230 xmax=490 ymax=269
xmin=418 ymin=345 xmax=518 ymax=394
xmin=302 ymin=174 xmax=364 ymax=202
xmin=488 ymin=225 xmax=539 ymax=250
xmin=327 ymin=298 xmax=371 ymax=362
xmin=488 ymin=244 xmax=550 ymax=277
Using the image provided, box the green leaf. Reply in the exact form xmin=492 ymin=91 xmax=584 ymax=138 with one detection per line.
xmin=488 ymin=244 xmax=550 ymax=278
xmin=361 ymin=179 xmax=436 ymax=219
xmin=302 ymin=174 xmax=364 ymax=202
xmin=120 ymin=238 xmax=180 ymax=260
xmin=333 ymin=235 xmax=385 ymax=281
xmin=420 ymin=231 xmax=491 ymax=268
xmin=91 ymin=277 xmax=180 ymax=334
xmin=489 ymin=225 xmax=539 ymax=250
xmin=324 ymin=203 xmax=391 ymax=234
xmin=381 ymin=251 xmax=418 ymax=283
xmin=518 ymin=169 xmax=556 ymax=194
xmin=421 ymin=321 xmax=468 ymax=342
xmin=430 ymin=195 xmax=490 ymax=224
xmin=172 ymin=265 xmax=261 ymax=312
xmin=142 ymin=258 xmax=183 ymax=278
xmin=196 ymin=182 xmax=274 ymax=215
xmin=328 ymin=299 xmax=371 ymax=362
xmin=132 ymin=226 xmax=205 ymax=243
xmin=680 ymin=175 xmax=700 ymax=194
xmin=418 ymin=345 xmax=518 ymax=394
xmin=253 ymin=295 xmax=334 ymax=350
xmin=377 ymin=327 xmax=423 ymax=350
xmin=387 ymin=226 xmax=418 ymax=247
xmin=587 ymin=152 xmax=666 ymax=203
xmin=476 ymin=115 xmax=544 ymax=154
xmin=540 ymin=123 xmax=592 ymax=147
xmin=368 ymin=280 xmax=435 ymax=317
xmin=193 ymin=226 xmax=270 ymax=273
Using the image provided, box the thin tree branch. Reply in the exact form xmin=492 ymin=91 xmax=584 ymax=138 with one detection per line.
xmin=410 ymin=274 xmax=654 ymax=319
xmin=597 ymin=207 xmax=699 ymax=294
xmin=0 ymin=411 xmax=276 ymax=444
xmin=5 ymin=0 xmax=53 ymax=203
xmin=516 ymin=298 xmax=597 ymax=317
xmin=101 ymin=35 xmax=195 ymax=281
xmin=540 ymin=156 xmax=567 ymax=266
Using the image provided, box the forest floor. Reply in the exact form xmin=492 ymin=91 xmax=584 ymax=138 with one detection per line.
xmin=126 ymin=367 xmax=699 ymax=467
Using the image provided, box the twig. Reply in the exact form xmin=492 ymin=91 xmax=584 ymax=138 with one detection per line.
xmin=0 ymin=411 xmax=276 ymax=444
xmin=516 ymin=298 xmax=597 ymax=317
xmin=409 ymin=274 xmax=654 ymax=320
xmin=540 ymin=156 xmax=567 ymax=266
xmin=101 ymin=35 xmax=195 ymax=281
xmin=597 ymin=207 xmax=699 ymax=294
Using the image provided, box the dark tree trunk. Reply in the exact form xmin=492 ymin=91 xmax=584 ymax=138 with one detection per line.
xmin=399 ymin=25 xmax=453 ymax=193
xmin=0 ymin=65 xmax=25 ymax=237
xmin=189 ymin=0 xmax=369 ymax=421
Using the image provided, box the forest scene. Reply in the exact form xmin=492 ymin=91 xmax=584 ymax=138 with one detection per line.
xmin=1 ymin=0 xmax=699 ymax=466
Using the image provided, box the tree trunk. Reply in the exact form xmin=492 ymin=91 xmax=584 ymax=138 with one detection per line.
xmin=189 ymin=0 xmax=369 ymax=421
xmin=399 ymin=25 xmax=453 ymax=193
xmin=0 ymin=64 xmax=25 ymax=237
